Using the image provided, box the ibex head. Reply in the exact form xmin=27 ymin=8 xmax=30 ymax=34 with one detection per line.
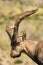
xmin=6 ymin=8 xmax=38 ymax=58
xmin=10 ymin=32 xmax=26 ymax=58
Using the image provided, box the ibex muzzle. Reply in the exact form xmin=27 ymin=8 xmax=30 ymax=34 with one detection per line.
xmin=6 ymin=8 xmax=43 ymax=65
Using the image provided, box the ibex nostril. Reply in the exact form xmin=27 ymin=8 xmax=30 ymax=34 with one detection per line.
xmin=10 ymin=52 xmax=14 ymax=57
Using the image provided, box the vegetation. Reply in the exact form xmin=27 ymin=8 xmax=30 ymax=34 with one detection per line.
xmin=15 ymin=59 xmax=23 ymax=64
xmin=0 ymin=0 xmax=43 ymax=65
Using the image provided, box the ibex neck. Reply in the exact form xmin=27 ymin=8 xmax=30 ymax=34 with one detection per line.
xmin=24 ymin=40 xmax=38 ymax=59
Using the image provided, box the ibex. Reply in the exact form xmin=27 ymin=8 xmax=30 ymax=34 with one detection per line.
xmin=6 ymin=8 xmax=43 ymax=65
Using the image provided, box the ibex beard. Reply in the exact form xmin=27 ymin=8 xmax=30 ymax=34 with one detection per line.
xmin=6 ymin=8 xmax=43 ymax=65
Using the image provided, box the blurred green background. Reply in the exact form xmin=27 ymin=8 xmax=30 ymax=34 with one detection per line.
xmin=0 ymin=0 xmax=43 ymax=65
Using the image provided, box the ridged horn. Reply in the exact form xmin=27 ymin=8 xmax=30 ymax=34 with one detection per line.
xmin=13 ymin=8 xmax=38 ymax=40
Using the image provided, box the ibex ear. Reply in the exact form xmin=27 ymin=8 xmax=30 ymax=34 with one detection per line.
xmin=22 ymin=32 xmax=26 ymax=41
xmin=6 ymin=26 xmax=14 ymax=39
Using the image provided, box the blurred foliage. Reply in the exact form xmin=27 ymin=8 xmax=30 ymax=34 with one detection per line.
xmin=0 ymin=0 xmax=43 ymax=52
xmin=0 ymin=0 xmax=43 ymax=51
xmin=0 ymin=0 xmax=43 ymax=65
xmin=0 ymin=58 xmax=3 ymax=61
xmin=15 ymin=59 xmax=23 ymax=64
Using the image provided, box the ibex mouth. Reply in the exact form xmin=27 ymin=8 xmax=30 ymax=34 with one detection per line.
xmin=10 ymin=53 xmax=21 ymax=58
xmin=11 ymin=54 xmax=21 ymax=58
xmin=10 ymin=50 xmax=21 ymax=58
